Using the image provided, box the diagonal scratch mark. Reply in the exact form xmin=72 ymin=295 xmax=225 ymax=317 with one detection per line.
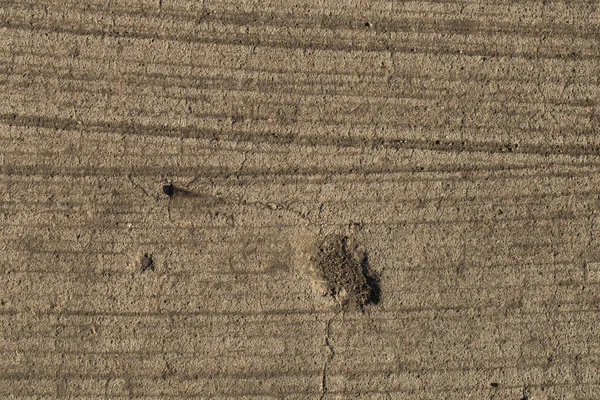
xmin=320 ymin=310 xmax=341 ymax=400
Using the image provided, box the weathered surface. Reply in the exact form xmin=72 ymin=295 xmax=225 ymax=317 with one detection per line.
xmin=1 ymin=0 xmax=600 ymax=398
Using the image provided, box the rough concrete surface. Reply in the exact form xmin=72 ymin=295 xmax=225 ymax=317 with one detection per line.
xmin=1 ymin=0 xmax=600 ymax=399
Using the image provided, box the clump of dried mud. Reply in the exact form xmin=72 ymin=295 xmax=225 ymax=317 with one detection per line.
xmin=313 ymin=234 xmax=380 ymax=310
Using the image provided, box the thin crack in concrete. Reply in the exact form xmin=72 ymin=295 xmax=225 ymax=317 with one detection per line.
xmin=320 ymin=311 xmax=340 ymax=400
xmin=127 ymin=175 xmax=154 ymax=199
xmin=167 ymin=196 xmax=174 ymax=223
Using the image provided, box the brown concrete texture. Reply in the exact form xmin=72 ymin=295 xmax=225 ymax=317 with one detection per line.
xmin=1 ymin=0 xmax=600 ymax=399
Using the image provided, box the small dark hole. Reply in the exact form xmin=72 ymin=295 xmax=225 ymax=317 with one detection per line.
xmin=435 ymin=140 xmax=441 ymax=145
xmin=140 ymin=253 xmax=154 ymax=272
xmin=490 ymin=382 xmax=499 ymax=388
xmin=520 ymin=397 xmax=529 ymax=400
xmin=162 ymin=183 xmax=174 ymax=197
xmin=364 ymin=21 xmax=371 ymax=27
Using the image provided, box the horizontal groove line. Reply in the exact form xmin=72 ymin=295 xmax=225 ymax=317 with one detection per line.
xmin=2 ymin=114 xmax=600 ymax=159
xmin=1 ymin=19 xmax=598 ymax=62
xmin=4 ymin=0 xmax=600 ymax=41
xmin=0 ymin=186 xmax=597 ymax=215
xmin=3 ymin=48 xmax=598 ymax=89
xmin=2 ymin=62 xmax=597 ymax=110
xmin=0 ymin=305 xmax=596 ymax=318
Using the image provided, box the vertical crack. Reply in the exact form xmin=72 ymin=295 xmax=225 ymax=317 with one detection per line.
xmin=167 ymin=197 xmax=174 ymax=223
xmin=320 ymin=310 xmax=340 ymax=400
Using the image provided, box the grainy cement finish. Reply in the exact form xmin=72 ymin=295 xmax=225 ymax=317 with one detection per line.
xmin=1 ymin=1 xmax=600 ymax=399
